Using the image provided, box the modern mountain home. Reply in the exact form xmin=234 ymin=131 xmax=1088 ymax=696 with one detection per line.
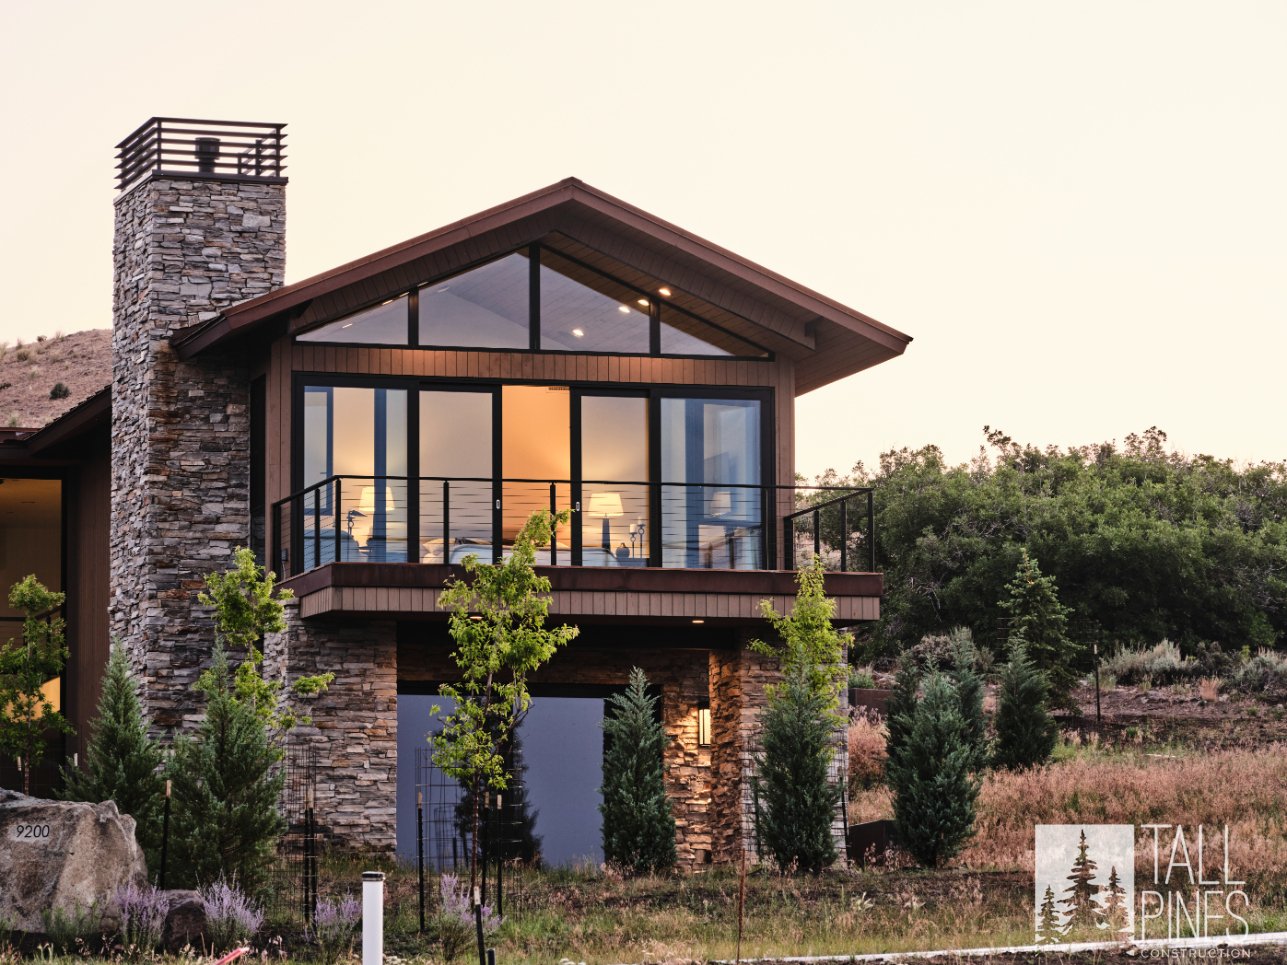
xmin=0 ymin=118 xmax=911 ymax=869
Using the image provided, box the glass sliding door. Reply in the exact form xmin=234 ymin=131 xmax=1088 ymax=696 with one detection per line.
xmin=578 ymin=393 xmax=649 ymax=566
xmin=660 ymin=397 xmax=763 ymax=569
xmin=301 ymin=385 xmax=409 ymax=565
xmin=419 ymin=388 xmax=495 ymax=564
xmin=501 ymin=385 xmax=572 ymax=558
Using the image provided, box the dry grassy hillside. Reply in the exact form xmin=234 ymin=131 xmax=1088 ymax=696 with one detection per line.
xmin=0 ymin=329 xmax=111 ymax=429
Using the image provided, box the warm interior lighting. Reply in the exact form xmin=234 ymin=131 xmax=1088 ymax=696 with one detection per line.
xmin=358 ymin=485 xmax=396 ymax=515
xmin=691 ymin=618 xmax=705 ymax=624
xmin=637 ymin=298 xmax=649 ymax=307
xmin=697 ymin=699 xmax=712 ymax=746
xmin=658 ymin=286 xmax=672 ymax=297
xmin=588 ymin=491 xmax=625 ymax=551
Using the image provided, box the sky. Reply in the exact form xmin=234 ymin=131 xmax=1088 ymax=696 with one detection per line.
xmin=1 ymin=1 xmax=1284 ymax=477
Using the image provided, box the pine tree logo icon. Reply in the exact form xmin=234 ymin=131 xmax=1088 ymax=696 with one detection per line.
xmin=1035 ymin=825 xmax=1134 ymax=943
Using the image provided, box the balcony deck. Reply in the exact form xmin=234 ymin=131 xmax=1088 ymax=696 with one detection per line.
xmin=281 ymin=561 xmax=882 ymax=625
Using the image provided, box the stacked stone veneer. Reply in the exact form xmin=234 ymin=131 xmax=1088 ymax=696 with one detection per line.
xmin=110 ymin=174 xmax=285 ymax=728
xmin=264 ymin=605 xmax=399 ymax=852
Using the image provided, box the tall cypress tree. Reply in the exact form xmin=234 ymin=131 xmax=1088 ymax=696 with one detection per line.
xmin=753 ymin=662 xmax=841 ymax=874
xmin=886 ymin=672 xmax=980 ymax=867
xmin=992 ymin=640 xmax=1058 ymax=770
xmin=167 ymin=646 xmax=285 ymax=894
xmin=59 ymin=641 xmax=165 ymax=869
xmin=948 ymin=629 xmax=987 ymax=772
xmin=884 ymin=651 xmax=921 ymax=769
xmin=600 ymin=667 xmax=675 ymax=875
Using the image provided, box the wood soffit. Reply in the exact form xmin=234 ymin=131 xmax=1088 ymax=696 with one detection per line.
xmin=172 ymin=178 xmax=912 ymax=386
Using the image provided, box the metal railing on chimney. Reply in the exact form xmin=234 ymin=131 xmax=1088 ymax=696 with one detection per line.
xmin=115 ymin=117 xmax=287 ymax=191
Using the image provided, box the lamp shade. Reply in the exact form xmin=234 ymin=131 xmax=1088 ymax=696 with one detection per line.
xmin=358 ymin=484 xmax=397 ymax=514
xmin=708 ymin=490 xmax=733 ymax=517
xmin=586 ymin=491 xmax=624 ymax=517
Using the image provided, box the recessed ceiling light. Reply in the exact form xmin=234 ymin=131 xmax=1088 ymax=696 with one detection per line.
xmin=571 ymin=328 xmax=585 ymax=338
xmin=692 ymin=618 xmax=705 ymax=625
xmin=341 ymin=322 xmax=354 ymax=329
xmin=617 ymin=305 xmax=631 ymax=314
xmin=658 ymin=287 xmax=672 ymax=297
xmin=637 ymin=298 xmax=649 ymax=307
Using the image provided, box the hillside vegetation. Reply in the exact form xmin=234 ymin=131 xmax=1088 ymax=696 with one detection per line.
xmin=0 ymin=329 xmax=111 ymax=428
xmin=818 ymin=427 xmax=1287 ymax=658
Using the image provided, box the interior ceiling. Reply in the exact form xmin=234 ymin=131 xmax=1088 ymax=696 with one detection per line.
xmin=0 ymin=478 xmax=60 ymax=527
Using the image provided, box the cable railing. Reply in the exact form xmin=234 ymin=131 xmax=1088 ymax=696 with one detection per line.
xmin=270 ymin=476 xmax=874 ymax=579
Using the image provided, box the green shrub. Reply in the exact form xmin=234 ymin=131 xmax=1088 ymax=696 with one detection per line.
xmin=848 ymin=665 xmax=876 ymax=689
xmin=1228 ymin=649 xmax=1287 ymax=702
xmin=753 ymin=662 xmax=841 ymax=873
xmin=1000 ymin=551 xmax=1083 ymax=707
xmin=1103 ymin=640 xmax=1201 ymax=686
xmin=992 ymin=641 xmax=1057 ymax=770
xmin=887 ymin=672 xmax=980 ymax=866
xmin=49 ymin=382 xmax=70 ymax=400
xmin=40 ymin=900 xmax=101 ymax=953
xmin=600 ymin=666 xmax=676 ymax=875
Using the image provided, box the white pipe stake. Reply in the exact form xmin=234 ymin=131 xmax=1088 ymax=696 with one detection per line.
xmin=362 ymin=871 xmax=385 ymax=965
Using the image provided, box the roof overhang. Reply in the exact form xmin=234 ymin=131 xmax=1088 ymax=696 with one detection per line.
xmin=173 ymin=178 xmax=912 ymax=391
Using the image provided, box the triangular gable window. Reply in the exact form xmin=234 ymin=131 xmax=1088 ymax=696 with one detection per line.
xmin=298 ymin=293 xmax=409 ymax=345
xmin=659 ymin=304 xmax=767 ymax=357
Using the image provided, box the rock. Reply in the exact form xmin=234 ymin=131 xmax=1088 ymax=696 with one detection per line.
xmin=160 ymin=890 xmax=206 ymax=951
xmin=0 ymin=789 xmax=147 ymax=934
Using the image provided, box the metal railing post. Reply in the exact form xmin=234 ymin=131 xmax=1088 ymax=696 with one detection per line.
xmin=271 ymin=502 xmax=281 ymax=578
xmin=334 ymin=478 xmax=343 ymax=564
xmin=783 ymin=516 xmax=793 ymax=571
xmin=549 ymin=482 xmax=558 ymax=565
xmin=443 ymin=480 xmax=451 ymax=557
xmin=867 ymin=490 xmax=876 ymax=571
xmin=839 ymin=496 xmax=848 ymax=572
xmin=813 ymin=508 xmax=821 ymax=560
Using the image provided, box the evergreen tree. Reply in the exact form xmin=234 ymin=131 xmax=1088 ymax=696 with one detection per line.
xmin=599 ymin=667 xmax=676 ymax=875
xmin=1037 ymin=884 xmax=1062 ymax=943
xmin=992 ymin=641 xmax=1058 ymax=770
xmin=948 ymin=629 xmax=987 ymax=771
xmin=884 ymin=651 xmax=921 ymax=771
xmin=886 ymin=672 xmax=980 ymax=867
xmin=753 ymin=662 xmax=841 ymax=873
xmin=59 ymin=641 xmax=165 ymax=869
xmin=1059 ymin=829 xmax=1101 ymax=933
xmin=1100 ymin=865 xmax=1129 ymax=936
xmin=1000 ymin=550 xmax=1083 ymax=707
xmin=167 ymin=646 xmax=285 ymax=894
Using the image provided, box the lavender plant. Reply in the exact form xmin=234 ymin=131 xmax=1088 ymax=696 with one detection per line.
xmin=198 ymin=880 xmax=264 ymax=952
xmin=432 ymin=874 xmax=501 ymax=961
xmin=113 ymin=882 xmax=168 ymax=957
xmin=311 ymin=894 xmax=361 ymax=965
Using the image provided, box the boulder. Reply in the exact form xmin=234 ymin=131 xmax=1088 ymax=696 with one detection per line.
xmin=0 ymin=789 xmax=147 ymax=934
xmin=160 ymin=890 xmax=206 ymax=951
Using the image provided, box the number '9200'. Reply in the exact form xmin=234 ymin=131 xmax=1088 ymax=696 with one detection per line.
xmin=13 ymin=823 xmax=51 ymax=840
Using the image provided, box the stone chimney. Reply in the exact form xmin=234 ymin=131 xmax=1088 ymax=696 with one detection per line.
xmin=110 ymin=118 xmax=287 ymax=728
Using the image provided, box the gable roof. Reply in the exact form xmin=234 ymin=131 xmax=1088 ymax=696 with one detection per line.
xmin=173 ymin=177 xmax=912 ymax=392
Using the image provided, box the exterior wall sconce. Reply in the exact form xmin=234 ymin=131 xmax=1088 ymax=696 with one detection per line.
xmin=697 ymin=697 xmax=712 ymax=747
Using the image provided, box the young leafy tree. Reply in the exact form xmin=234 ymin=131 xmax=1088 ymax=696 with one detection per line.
xmin=886 ymin=672 xmax=980 ymax=867
xmin=753 ymin=661 xmax=841 ymax=873
xmin=167 ymin=646 xmax=285 ymax=894
xmin=59 ymin=641 xmax=165 ymax=867
xmin=199 ymin=546 xmax=331 ymax=730
xmin=432 ymin=510 xmax=579 ymax=890
xmin=750 ymin=557 xmax=851 ymax=712
xmin=0 ymin=575 xmax=71 ymax=795
xmin=600 ymin=667 xmax=676 ymax=875
xmin=1000 ymin=550 xmax=1082 ymax=708
xmin=992 ymin=640 xmax=1058 ymax=770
